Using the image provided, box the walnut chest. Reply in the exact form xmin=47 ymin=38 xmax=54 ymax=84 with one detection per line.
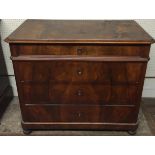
xmin=5 ymin=20 xmax=155 ymax=134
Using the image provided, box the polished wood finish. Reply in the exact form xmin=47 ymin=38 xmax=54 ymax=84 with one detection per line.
xmin=6 ymin=20 xmax=154 ymax=133
xmin=5 ymin=20 xmax=154 ymax=44
xmin=15 ymin=61 xmax=145 ymax=83
xmin=22 ymin=105 xmax=137 ymax=123
xmin=11 ymin=55 xmax=148 ymax=62
xmin=10 ymin=44 xmax=151 ymax=57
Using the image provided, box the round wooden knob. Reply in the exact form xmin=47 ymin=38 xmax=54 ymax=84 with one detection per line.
xmin=77 ymin=69 xmax=83 ymax=75
xmin=77 ymin=90 xmax=83 ymax=96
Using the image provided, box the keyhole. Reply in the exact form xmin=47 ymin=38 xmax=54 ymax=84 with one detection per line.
xmin=78 ymin=112 xmax=81 ymax=117
xmin=77 ymin=69 xmax=83 ymax=75
xmin=77 ymin=48 xmax=83 ymax=55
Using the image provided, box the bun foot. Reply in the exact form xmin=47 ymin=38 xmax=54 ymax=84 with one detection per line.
xmin=23 ymin=129 xmax=32 ymax=135
xmin=128 ymin=130 xmax=137 ymax=135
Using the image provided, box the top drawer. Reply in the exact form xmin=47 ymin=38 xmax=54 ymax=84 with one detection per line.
xmin=10 ymin=44 xmax=150 ymax=57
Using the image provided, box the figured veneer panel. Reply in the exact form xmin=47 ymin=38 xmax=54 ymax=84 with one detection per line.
xmin=18 ymin=62 xmax=50 ymax=82
xmin=10 ymin=44 xmax=150 ymax=58
xmin=22 ymin=105 xmax=137 ymax=123
xmin=21 ymin=84 xmax=49 ymax=102
xmin=15 ymin=61 xmax=145 ymax=84
xmin=20 ymin=83 xmax=139 ymax=105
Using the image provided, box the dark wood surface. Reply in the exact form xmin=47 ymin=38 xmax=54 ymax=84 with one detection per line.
xmin=15 ymin=61 xmax=145 ymax=84
xmin=22 ymin=105 xmax=137 ymax=123
xmin=5 ymin=20 xmax=154 ymax=133
xmin=5 ymin=20 xmax=154 ymax=44
xmin=14 ymin=61 xmax=143 ymax=106
xmin=11 ymin=55 xmax=148 ymax=62
xmin=10 ymin=44 xmax=151 ymax=57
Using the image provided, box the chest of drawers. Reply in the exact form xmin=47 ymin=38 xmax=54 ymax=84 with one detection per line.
xmin=5 ymin=20 xmax=154 ymax=134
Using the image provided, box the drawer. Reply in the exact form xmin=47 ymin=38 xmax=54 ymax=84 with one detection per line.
xmin=15 ymin=61 xmax=145 ymax=84
xmin=22 ymin=105 xmax=137 ymax=123
xmin=11 ymin=44 xmax=150 ymax=57
xmin=20 ymin=83 xmax=139 ymax=105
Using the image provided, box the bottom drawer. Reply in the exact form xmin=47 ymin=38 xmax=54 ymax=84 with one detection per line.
xmin=22 ymin=105 xmax=138 ymax=123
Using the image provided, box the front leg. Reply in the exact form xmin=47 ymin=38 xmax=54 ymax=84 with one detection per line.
xmin=127 ymin=129 xmax=137 ymax=135
xmin=23 ymin=129 xmax=32 ymax=135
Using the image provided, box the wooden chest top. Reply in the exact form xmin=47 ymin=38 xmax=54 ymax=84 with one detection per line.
xmin=5 ymin=20 xmax=154 ymax=44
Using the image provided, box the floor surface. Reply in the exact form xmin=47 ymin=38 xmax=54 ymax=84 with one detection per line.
xmin=0 ymin=97 xmax=153 ymax=136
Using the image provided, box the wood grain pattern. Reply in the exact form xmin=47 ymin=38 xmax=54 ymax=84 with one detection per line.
xmin=15 ymin=61 xmax=145 ymax=84
xmin=20 ymin=83 xmax=139 ymax=105
xmin=22 ymin=105 xmax=137 ymax=123
xmin=10 ymin=44 xmax=151 ymax=57
xmin=11 ymin=55 xmax=149 ymax=62
xmin=5 ymin=20 xmax=154 ymax=44
xmin=5 ymin=20 xmax=154 ymax=133
xmin=13 ymin=61 xmax=143 ymax=106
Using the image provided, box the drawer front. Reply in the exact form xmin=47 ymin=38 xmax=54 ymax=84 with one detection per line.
xmin=20 ymin=83 xmax=139 ymax=105
xmin=11 ymin=44 xmax=150 ymax=57
xmin=22 ymin=105 xmax=137 ymax=123
xmin=49 ymin=84 xmax=139 ymax=105
xmin=15 ymin=61 xmax=145 ymax=84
